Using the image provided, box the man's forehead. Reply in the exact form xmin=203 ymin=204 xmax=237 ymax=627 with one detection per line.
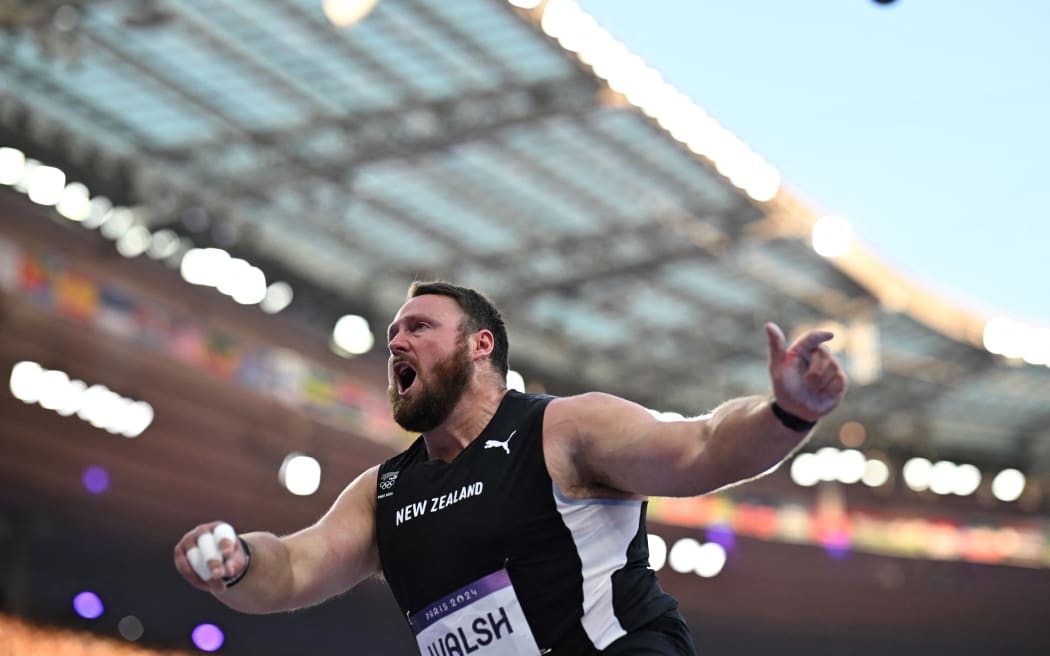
xmin=392 ymin=294 xmax=462 ymax=323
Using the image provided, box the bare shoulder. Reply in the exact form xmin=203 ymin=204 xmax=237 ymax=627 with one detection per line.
xmin=545 ymin=392 xmax=651 ymax=437
xmin=543 ymin=392 xmax=651 ymax=499
xmin=543 ymin=392 xmax=614 ymax=453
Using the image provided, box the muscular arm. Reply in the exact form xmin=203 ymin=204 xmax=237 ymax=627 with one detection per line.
xmin=547 ymin=392 xmax=810 ymax=498
xmin=546 ymin=323 xmax=847 ymax=499
xmin=175 ymin=466 xmax=381 ymax=614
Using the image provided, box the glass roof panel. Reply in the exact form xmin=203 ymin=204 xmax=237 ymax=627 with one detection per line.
xmin=529 ymin=295 xmax=633 ymax=348
xmin=378 ymin=175 xmax=520 ymax=252
xmin=498 ymin=126 xmax=623 ymax=233
xmin=443 ymin=138 xmax=598 ymax=236
xmin=591 ymin=109 xmax=740 ymax=211
xmin=939 ymin=372 xmax=1050 ymax=410
xmin=373 ymin=2 xmax=500 ymax=92
xmin=540 ymin=121 xmax=683 ymax=226
xmin=339 ymin=202 xmax=452 ymax=267
xmin=876 ymin=312 xmax=959 ymax=359
xmin=352 ymin=163 xmax=513 ymax=252
xmin=438 ymin=147 xmax=563 ymax=232
xmin=231 ymin=0 xmax=409 ymax=111
xmin=2 ymin=31 xmax=211 ymax=146
xmin=425 ymin=0 xmax=577 ymax=83
xmin=625 ymin=288 xmax=697 ymax=330
xmin=0 ymin=66 xmax=135 ymax=156
xmin=661 ymin=260 xmax=768 ymax=313
xmin=76 ymin=6 xmax=306 ymax=133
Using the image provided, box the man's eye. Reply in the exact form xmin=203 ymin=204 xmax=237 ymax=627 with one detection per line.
xmin=412 ymin=322 xmax=428 ymax=331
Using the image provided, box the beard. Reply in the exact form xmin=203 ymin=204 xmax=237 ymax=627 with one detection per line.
xmin=389 ymin=338 xmax=473 ymax=433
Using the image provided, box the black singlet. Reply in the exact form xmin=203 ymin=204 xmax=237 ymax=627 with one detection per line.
xmin=375 ymin=391 xmax=684 ymax=654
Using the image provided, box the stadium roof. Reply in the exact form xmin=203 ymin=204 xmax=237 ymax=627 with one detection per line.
xmin=2 ymin=0 xmax=1048 ymax=489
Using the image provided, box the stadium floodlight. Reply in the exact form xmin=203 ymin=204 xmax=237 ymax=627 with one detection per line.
xmin=321 ymin=0 xmax=377 ymax=27
xmin=812 ymin=216 xmax=853 ymax=257
xmin=279 ymin=453 xmax=322 ymax=496
xmin=332 ymin=314 xmax=375 ymax=355
xmin=991 ymin=468 xmax=1025 ymax=503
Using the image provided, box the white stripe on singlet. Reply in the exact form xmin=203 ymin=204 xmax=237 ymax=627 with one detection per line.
xmin=552 ymin=484 xmax=643 ymax=650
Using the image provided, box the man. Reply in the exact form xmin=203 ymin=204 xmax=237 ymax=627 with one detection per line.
xmin=174 ymin=281 xmax=847 ymax=655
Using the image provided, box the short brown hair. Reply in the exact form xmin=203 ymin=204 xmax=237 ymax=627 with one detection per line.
xmin=407 ymin=281 xmax=509 ymax=375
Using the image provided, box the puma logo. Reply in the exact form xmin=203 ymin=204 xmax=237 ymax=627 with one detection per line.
xmin=483 ymin=430 xmax=517 ymax=455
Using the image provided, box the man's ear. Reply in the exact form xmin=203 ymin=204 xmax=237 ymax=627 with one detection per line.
xmin=472 ymin=329 xmax=495 ymax=361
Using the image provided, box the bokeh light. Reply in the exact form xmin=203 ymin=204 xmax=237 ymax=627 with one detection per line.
xmin=192 ymin=623 xmax=224 ymax=652
xmin=789 ymin=452 xmax=819 ymax=487
xmin=861 ymin=458 xmax=890 ymax=487
xmin=811 ymin=215 xmax=852 ymax=257
xmin=279 ymin=453 xmax=322 ymax=496
xmin=647 ymin=533 xmax=667 ymax=571
xmin=73 ymin=591 xmax=103 ymax=619
xmin=822 ymin=531 xmax=851 ymax=559
xmin=902 ymin=457 xmax=932 ymax=492
xmin=668 ymin=537 xmax=702 ymax=573
xmin=332 ymin=314 xmax=374 ymax=355
xmin=0 ymin=146 xmax=26 ymax=185
xmin=506 ymin=369 xmax=526 ymax=393
xmin=705 ymin=523 xmax=735 ymax=551
xmin=814 ymin=446 xmax=841 ymax=482
xmin=322 ymin=0 xmax=378 ymax=27
xmin=10 ymin=362 xmax=154 ymax=437
xmin=26 ymin=165 xmax=65 ymax=206
xmin=260 ymin=281 xmax=294 ymax=314
xmin=991 ymin=468 xmax=1026 ymax=502
xmin=694 ymin=542 xmax=727 ymax=577
xmin=82 ymin=466 xmax=110 ymax=494
xmin=951 ymin=463 xmax=982 ymax=496
xmin=838 ymin=421 xmax=866 ymax=447
xmin=836 ymin=449 xmax=867 ymax=485
xmin=118 ymin=615 xmax=144 ymax=641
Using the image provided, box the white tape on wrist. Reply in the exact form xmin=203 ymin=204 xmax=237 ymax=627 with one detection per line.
xmin=187 ymin=546 xmax=213 ymax=581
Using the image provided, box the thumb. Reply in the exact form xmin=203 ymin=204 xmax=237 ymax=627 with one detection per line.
xmin=765 ymin=323 xmax=787 ymax=364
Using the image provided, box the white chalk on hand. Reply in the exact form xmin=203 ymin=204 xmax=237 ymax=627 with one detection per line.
xmin=196 ymin=532 xmax=220 ymax=565
xmin=187 ymin=546 xmax=213 ymax=581
xmin=212 ymin=522 xmax=236 ymax=546
xmin=187 ymin=524 xmax=239 ymax=582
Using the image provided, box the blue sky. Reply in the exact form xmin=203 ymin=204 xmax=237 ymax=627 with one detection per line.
xmin=576 ymin=0 xmax=1049 ymax=325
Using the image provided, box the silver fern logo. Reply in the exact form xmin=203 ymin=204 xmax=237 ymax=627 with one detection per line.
xmin=379 ymin=471 xmax=399 ymax=490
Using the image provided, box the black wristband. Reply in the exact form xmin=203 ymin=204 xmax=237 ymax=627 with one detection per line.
xmin=771 ymin=401 xmax=817 ymax=432
xmin=222 ymin=537 xmax=252 ymax=588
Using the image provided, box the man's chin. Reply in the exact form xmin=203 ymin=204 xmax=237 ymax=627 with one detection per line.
xmin=392 ymin=399 xmax=431 ymax=433
xmin=394 ymin=415 xmax=437 ymax=434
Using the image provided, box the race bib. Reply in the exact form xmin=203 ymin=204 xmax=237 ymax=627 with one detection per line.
xmin=410 ymin=569 xmax=541 ymax=656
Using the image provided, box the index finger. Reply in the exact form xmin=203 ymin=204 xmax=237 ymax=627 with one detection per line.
xmin=792 ymin=330 xmax=834 ymax=357
xmin=174 ymin=546 xmax=213 ymax=591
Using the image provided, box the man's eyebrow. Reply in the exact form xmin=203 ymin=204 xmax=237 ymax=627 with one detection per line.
xmin=387 ymin=313 xmax=427 ymax=340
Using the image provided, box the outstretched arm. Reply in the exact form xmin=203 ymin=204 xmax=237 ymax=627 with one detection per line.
xmin=546 ymin=323 xmax=847 ymax=498
xmin=173 ymin=466 xmax=381 ymax=614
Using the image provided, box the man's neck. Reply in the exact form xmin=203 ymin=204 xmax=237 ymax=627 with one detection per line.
xmin=423 ymin=383 xmax=508 ymax=463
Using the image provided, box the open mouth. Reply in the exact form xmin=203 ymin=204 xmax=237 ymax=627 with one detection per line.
xmin=393 ymin=362 xmax=417 ymax=396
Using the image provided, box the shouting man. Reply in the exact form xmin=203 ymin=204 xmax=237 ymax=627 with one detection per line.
xmin=175 ymin=281 xmax=847 ymax=655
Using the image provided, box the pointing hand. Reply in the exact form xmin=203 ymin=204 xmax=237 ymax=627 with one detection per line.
xmin=765 ymin=323 xmax=848 ymax=422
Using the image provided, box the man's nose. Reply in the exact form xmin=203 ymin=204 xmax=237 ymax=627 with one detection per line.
xmin=388 ymin=332 xmax=409 ymax=355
